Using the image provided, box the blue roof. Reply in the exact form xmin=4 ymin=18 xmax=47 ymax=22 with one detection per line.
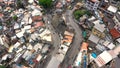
xmin=91 ymin=52 xmax=97 ymax=58
xmin=0 ymin=26 xmax=2 ymax=29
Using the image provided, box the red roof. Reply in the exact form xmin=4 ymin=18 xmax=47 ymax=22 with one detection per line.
xmin=110 ymin=28 xmax=120 ymax=39
xmin=66 ymin=0 xmax=71 ymax=2
xmin=81 ymin=42 xmax=88 ymax=50
xmin=91 ymin=0 xmax=97 ymax=2
xmin=34 ymin=22 xmax=44 ymax=28
xmin=89 ymin=0 xmax=97 ymax=2
xmin=0 ymin=0 xmax=3 ymax=2
xmin=0 ymin=13 xmax=3 ymax=17
xmin=33 ymin=59 xmax=38 ymax=63
xmin=32 ymin=16 xmax=42 ymax=22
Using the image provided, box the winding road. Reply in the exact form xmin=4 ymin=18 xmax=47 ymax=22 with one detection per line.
xmin=60 ymin=10 xmax=83 ymax=68
xmin=35 ymin=14 xmax=61 ymax=68
xmin=35 ymin=8 xmax=83 ymax=68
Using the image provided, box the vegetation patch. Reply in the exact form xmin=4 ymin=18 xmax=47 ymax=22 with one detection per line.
xmin=73 ymin=9 xmax=92 ymax=20
xmin=39 ymin=0 xmax=52 ymax=9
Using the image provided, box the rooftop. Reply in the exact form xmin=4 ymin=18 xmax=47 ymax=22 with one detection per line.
xmin=93 ymin=20 xmax=106 ymax=32
xmin=94 ymin=51 xmax=113 ymax=67
xmin=107 ymin=5 xmax=118 ymax=13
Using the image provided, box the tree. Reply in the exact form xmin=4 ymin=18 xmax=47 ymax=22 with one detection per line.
xmin=73 ymin=9 xmax=92 ymax=20
xmin=12 ymin=15 xmax=18 ymax=21
xmin=39 ymin=0 xmax=52 ymax=8
xmin=0 ymin=65 xmax=6 ymax=68
xmin=16 ymin=0 xmax=27 ymax=9
xmin=74 ymin=10 xmax=85 ymax=20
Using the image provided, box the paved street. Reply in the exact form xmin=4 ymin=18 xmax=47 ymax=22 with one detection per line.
xmin=115 ymin=57 xmax=120 ymax=68
xmin=60 ymin=10 xmax=83 ymax=68
xmin=35 ymin=1 xmax=83 ymax=68
xmin=37 ymin=9 xmax=84 ymax=68
xmin=0 ymin=0 xmax=119 ymax=68
xmin=35 ymin=15 xmax=61 ymax=68
xmin=44 ymin=14 xmax=61 ymax=56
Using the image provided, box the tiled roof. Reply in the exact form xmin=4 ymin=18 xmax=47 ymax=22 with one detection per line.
xmin=110 ymin=28 xmax=120 ymax=39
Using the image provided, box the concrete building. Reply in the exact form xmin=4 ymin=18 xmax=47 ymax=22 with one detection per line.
xmin=89 ymin=34 xmax=100 ymax=44
xmin=92 ymin=20 xmax=106 ymax=38
xmin=61 ymin=31 xmax=74 ymax=46
xmin=94 ymin=51 xmax=113 ymax=67
xmin=116 ymin=38 xmax=120 ymax=43
xmin=95 ymin=45 xmax=120 ymax=67
xmin=107 ymin=5 xmax=118 ymax=13
xmin=103 ymin=41 xmax=115 ymax=49
xmin=74 ymin=42 xmax=88 ymax=67
xmin=110 ymin=28 xmax=120 ymax=39
xmin=85 ymin=0 xmax=100 ymax=10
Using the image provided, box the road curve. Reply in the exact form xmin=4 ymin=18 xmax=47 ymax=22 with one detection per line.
xmin=60 ymin=10 xmax=83 ymax=68
xmin=35 ymin=15 xmax=61 ymax=68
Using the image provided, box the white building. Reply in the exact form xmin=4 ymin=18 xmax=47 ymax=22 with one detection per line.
xmin=14 ymin=23 xmax=20 ymax=29
xmin=41 ymin=34 xmax=52 ymax=42
xmin=0 ymin=36 xmax=4 ymax=45
xmin=39 ymin=29 xmax=51 ymax=37
xmin=16 ymin=31 xmax=24 ymax=38
xmin=59 ymin=44 xmax=69 ymax=55
xmin=33 ymin=43 xmax=43 ymax=51
xmin=32 ymin=9 xmax=42 ymax=16
xmin=93 ymin=20 xmax=105 ymax=32
xmin=107 ymin=5 xmax=118 ymax=13
xmin=103 ymin=41 xmax=115 ymax=49
xmin=94 ymin=51 xmax=113 ymax=67
xmin=74 ymin=52 xmax=82 ymax=66
xmin=22 ymin=50 xmax=32 ymax=61
xmin=36 ymin=54 xmax=43 ymax=62
xmin=13 ymin=42 xmax=21 ymax=48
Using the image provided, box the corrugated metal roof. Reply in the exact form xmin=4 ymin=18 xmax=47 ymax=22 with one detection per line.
xmin=110 ymin=28 xmax=120 ymax=39
xmin=95 ymin=51 xmax=112 ymax=67
xmin=89 ymin=34 xmax=100 ymax=44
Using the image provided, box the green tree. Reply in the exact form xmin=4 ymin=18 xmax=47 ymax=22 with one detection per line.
xmin=12 ymin=15 xmax=18 ymax=21
xmin=39 ymin=0 xmax=52 ymax=8
xmin=73 ymin=9 xmax=91 ymax=20
xmin=16 ymin=0 xmax=28 ymax=9
xmin=0 ymin=65 xmax=6 ymax=68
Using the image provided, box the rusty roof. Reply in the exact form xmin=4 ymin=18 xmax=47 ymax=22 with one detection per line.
xmin=110 ymin=28 xmax=120 ymax=39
